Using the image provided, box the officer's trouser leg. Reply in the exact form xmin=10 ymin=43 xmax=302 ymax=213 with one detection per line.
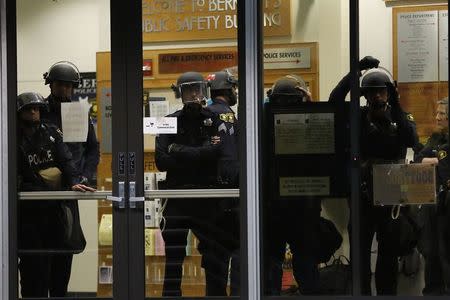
xmin=375 ymin=208 xmax=398 ymax=295
xmin=438 ymin=214 xmax=450 ymax=294
xmin=202 ymin=251 xmax=229 ymax=296
xmin=349 ymin=205 xmax=376 ymax=295
xmin=19 ymin=254 xmax=50 ymax=298
xmin=423 ymin=255 xmax=444 ymax=295
xmin=49 ymin=254 xmax=73 ymax=297
xmin=264 ymin=218 xmax=285 ymax=295
xmin=162 ymin=209 xmax=189 ymax=297
xmin=289 ymin=204 xmax=320 ymax=295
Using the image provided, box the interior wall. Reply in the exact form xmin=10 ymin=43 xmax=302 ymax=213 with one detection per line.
xmin=16 ymin=0 xmax=109 ymax=96
xmin=359 ymin=1 xmax=393 ymax=72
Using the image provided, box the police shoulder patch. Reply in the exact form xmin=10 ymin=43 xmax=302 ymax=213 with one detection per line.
xmin=406 ymin=113 xmax=415 ymax=122
xmin=219 ymin=113 xmax=235 ymax=123
xmin=438 ymin=150 xmax=447 ymax=160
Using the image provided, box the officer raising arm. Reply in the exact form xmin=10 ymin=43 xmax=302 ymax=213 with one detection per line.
xmin=17 ymin=92 xmax=94 ymax=298
xmin=329 ymin=57 xmax=419 ymax=295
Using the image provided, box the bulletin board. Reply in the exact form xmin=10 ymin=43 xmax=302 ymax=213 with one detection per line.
xmin=393 ymin=5 xmax=448 ymax=142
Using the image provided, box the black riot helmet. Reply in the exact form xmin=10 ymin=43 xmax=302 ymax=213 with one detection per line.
xmin=207 ymin=70 xmax=238 ymax=106
xmin=17 ymin=92 xmax=47 ymax=112
xmin=207 ymin=70 xmax=238 ymax=91
xmin=360 ymin=67 xmax=393 ymax=95
xmin=267 ymin=75 xmax=308 ymax=104
xmin=43 ymin=61 xmax=81 ymax=87
xmin=171 ymin=71 xmax=209 ymax=105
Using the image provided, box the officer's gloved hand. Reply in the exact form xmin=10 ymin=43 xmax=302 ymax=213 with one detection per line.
xmin=359 ymin=56 xmax=380 ymax=71
xmin=386 ymin=81 xmax=400 ymax=110
xmin=168 ymin=143 xmax=183 ymax=154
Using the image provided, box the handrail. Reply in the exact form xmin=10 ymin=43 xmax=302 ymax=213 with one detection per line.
xmin=19 ymin=191 xmax=112 ymax=200
xmin=18 ymin=189 xmax=240 ymax=200
xmin=144 ymin=189 xmax=239 ymax=199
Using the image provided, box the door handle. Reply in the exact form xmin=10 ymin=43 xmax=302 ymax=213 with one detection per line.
xmin=106 ymin=181 xmax=125 ymax=209
xmin=129 ymin=181 xmax=145 ymax=208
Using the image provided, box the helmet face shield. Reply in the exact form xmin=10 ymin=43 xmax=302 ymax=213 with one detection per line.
xmin=180 ymin=81 xmax=209 ymax=106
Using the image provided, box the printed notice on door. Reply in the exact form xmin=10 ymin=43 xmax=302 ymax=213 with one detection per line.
xmin=373 ymin=163 xmax=436 ymax=205
xmin=60 ymin=100 xmax=90 ymax=142
xmin=279 ymin=177 xmax=330 ymax=196
xmin=274 ymin=113 xmax=334 ymax=154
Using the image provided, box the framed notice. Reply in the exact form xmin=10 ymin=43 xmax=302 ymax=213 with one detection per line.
xmin=274 ymin=113 xmax=335 ymax=155
xmin=373 ymin=163 xmax=436 ymax=205
xmin=439 ymin=10 xmax=448 ymax=81
xmin=397 ymin=10 xmax=439 ymax=83
xmin=393 ymin=5 xmax=448 ymax=142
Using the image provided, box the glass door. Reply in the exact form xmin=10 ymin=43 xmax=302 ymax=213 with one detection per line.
xmin=137 ymin=0 xmax=242 ymax=297
xmin=13 ymin=0 xmax=131 ymax=299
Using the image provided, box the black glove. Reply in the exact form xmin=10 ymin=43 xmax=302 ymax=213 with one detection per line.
xmin=168 ymin=143 xmax=183 ymax=154
xmin=386 ymin=81 xmax=400 ymax=109
xmin=359 ymin=56 xmax=380 ymax=71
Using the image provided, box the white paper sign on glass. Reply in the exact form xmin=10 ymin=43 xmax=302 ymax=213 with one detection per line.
xmin=373 ymin=163 xmax=436 ymax=205
xmin=439 ymin=10 xmax=448 ymax=81
xmin=397 ymin=11 xmax=439 ymax=83
xmin=149 ymin=101 xmax=169 ymax=118
xmin=143 ymin=117 xmax=177 ymax=134
xmin=60 ymin=100 xmax=90 ymax=142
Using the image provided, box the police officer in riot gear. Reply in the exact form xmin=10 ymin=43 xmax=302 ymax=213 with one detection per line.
xmin=201 ymin=70 xmax=240 ymax=295
xmin=263 ymin=75 xmax=321 ymax=295
xmin=17 ymin=92 xmax=94 ymax=298
xmin=155 ymin=71 xmax=223 ymax=296
xmin=41 ymin=61 xmax=100 ymax=296
xmin=329 ymin=56 xmax=419 ymax=295
xmin=416 ymin=98 xmax=449 ymax=295
xmin=42 ymin=61 xmax=99 ymax=185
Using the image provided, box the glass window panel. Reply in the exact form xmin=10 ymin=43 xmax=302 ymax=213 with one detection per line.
xmin=16 ymin=0 xmax=111 ymax=298
xmin=261 ymin=0 xmax=352 ymax=296
xmin=359 ymin=0 xmax=448 ymax=296
xmin=140 ymin=0 xmax=241 ymax=297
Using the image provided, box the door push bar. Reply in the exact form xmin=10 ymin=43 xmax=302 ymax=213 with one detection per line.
xmin=106 ymin=181 xmax=125 ymax=209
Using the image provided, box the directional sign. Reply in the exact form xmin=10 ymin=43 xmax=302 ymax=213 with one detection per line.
xmin=263 ymin=47 xmax=311 ymax=69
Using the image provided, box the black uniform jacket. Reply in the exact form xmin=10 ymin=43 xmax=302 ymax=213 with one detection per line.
xmin=208 ymin=98 xmax=239 ymax=187
xmin=329 ymin=72 xmax=418 ymax=182
xmin=155 ymin=107 xmax=221 ymax=188
xmin=18 ymin=122 xmax=78 ymax=191
xmin=41 ymin=95 xmax=99 ymax=181
xmin=17 ymin=122 xmax=83 ymax=251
